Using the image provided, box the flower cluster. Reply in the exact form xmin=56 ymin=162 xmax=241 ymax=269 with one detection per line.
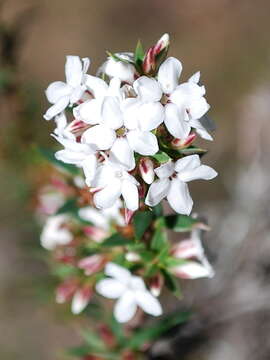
xmin=44 ymin=33 xmax=217 ymax=216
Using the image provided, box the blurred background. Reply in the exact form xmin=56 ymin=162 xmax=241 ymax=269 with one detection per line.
xmin=1 ymin=0 xmax=270 ymax=359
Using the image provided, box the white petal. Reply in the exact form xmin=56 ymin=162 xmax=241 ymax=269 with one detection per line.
xmin=103 ymin=57 xmax=136 ymax=83
xmin=65 ymin=56 xmax=83 ymax=87
xmin=188 ymin=71 xmax=200 ymax=84
xmin=55 ymin=149 xmax=85 ymax=165
xmin=71 ymin=287 xmax=92 ymax=314
xmin=130 ymin=276 xmax=146 ymax=291
xmin=77 ymin=99 xmax=103 ymax=124
xmin=91 ymin=164 xmax=114 ymax=188
xmin=45 ymin=81 xmax=71 ymax=104
xmin=54 ymin=112 xmax=67 ymax=135
xmin=187 ymin=97 xmax=210 ymax=120
xmin=114 ymin=291 xmax=137 ymax=323
xmin=85 ymin=74 xmax=108 ymax=98
xmin=82 ymin=125 xmax=116 ymax=150
xmin=158 ymin=57 xmax=182 ymax=94
xmin=189 ymin=119 xmax=213 ymax=141
xmin=96 ymin=279 xmax=126 ymax=299
xmin=44 ymin=96 xmax=70 ymax=120
xmin=175 ymin=155 xmax=201 ymax=173
xmin=82 ymin=57 xmax=90 ymax=74
xmin=138 ymin=102 xmax=164 ymax=131
xmin=145 ymin=178 xmax=170 ymax=207
xmin=81 ymin=154 xmax=97 ymax=185
xmin=102 ymin=96 xmax=124 ymax=130
xmin=167 ymin=178 xmax=193 ymax=215
xmin=154 ymin=161 xmax=175 ymax=179
xmin=133 ymin=76 xmax=162 ymax=102
xmin=69 ymin=85 xmax=85 ymax=104
xmin=121 ymin=180 xmax=139 ymax=211
xmin=135 ymin=290 xmax=162 ymax=317
xmin=122 ymin=98 xmax=140 ymax=130
xmin=127 ymin=130 xmax=158 ymax=156
xmin=110 ymin=137 xmax=135 ymax=170
xmin=178 ymin=165 xmax=217 ymax=182
xmin=164 ymin=103 xmax=191 ymax=139
xmin=93 ymin=180 xmax=121 ymax=209
xmin=105 ymin=262 xmax=131 ymax=284
xmin=173 ymin=261 xmax=213 ymax=279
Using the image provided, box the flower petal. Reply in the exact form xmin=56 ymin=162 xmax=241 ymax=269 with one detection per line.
xmin=45 ymin=81 xmax=71 ymax=104
xmin=135 ymin=290 xmax=162 ymax=317
xmin=167 ymin=178 xmax=193 ymax=215
xmin=71 ymin=286 xmax=92 ymax=314
xmin=154 ymin=161 xmax=175 ymax=179
xmin=85 ymin=74 xmax=108 ymax=98
xmin=138 ymin=102 xmax=164 ymax=131
xmin=127 ymin=130 xmax=158 ymax=156
xmin=157 ymin=57 xmax=182 ymax=94
xmin=96 ymin=279 xmax=126 ymax=299
xmin=175 ymin=154 xmax=201 ymax=173
xmin=145 ymin=178 xmax=170 ymax=207
xmin=110 ymin=137 xmax=135 ymax=171
xmin=81 ymin=154 xmax=97 ymax=186
xmin=187 ymin=97 xmax=210 ymax=120
xmin=122 ymin=98 xmax=140 ymax=130
xmin=178 ymin=165 xmax=217 ymax=182
xmin=55 ymin=149 xmax=85 ymax=165
xmin=82 ymin=124 xmax=116 ymax=150
xmin=44 ymin=96 xmax=70 ymax=120
xmin=189 ymin=119 xmax=213 ymax=141
xmin=172 ymin=261 xmax=214 ymax=279
xmin=133 ymin=76 xmax=162 ymax=102
xmin=164 ymin=103 xmax=191 ymax=139
xmin=105 ymin=262 xmax=131 ymax=284
xmin=102 ymin=96 xmax=124 ymax=130
xmin=76 ymin=99 xmax=103 ymax=124
xmin=93 ymin=180 xmax=121 ymax=209
xmin=121 ymin=180 xmax=139 ymax=211
xmin=65 ymin=56 xmax=83 ymax=87
xmin=114 ymin=291 xmax=137 ymax=323
xmin=82 ymin=57 xmax=90 ymax=74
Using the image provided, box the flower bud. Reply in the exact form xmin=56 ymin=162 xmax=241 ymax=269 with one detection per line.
xmin=125 ymin=251 xmax=141 ymax=262
xmin=66 ymin=118 xmax=90 ymax=137
xmin=143 ymin=33 xmax=170 ymax=74
xmin=78 ymin=254 xmax=106 ymax=275
xmin=56 ymin=279 xmax=78 ymax=304
xmin=153 ymin=33 xmax=170 ymax=56
xmin=171 ymin=261 xmax=214 ymax=279
xmin=83 ymin=226 xmax=107 ymax=243
xmin=124 ymin=208 xmax=135 ymax=225
xmin=139 ymin=158 xmax=155 ymax=184
xmin=98 ymin=324 xmax=115 ymax=347
xmin=71 ymin=284 xmax=93 ymax=314
xmin=171 ymin=133 xmax=197 ymax=149
xmin=149 ymin=274 xmax=164 ymax=297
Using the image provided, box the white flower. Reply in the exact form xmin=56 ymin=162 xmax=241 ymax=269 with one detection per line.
xmin=91 ymin=159 xmax=139 ymax=211
xmin=44 ymin=56 xmax=90 ymax=120
xmin=157 ymin=57 xmax=212 ymax=140
xmin=79 ymin=199 xmax=125 ymax=231
xmin=171 ymin=228 xmax=214 ymax=279
xmin=52 ymin=134 xmax=97 ymax=185
xmin=145 ymin=155 xmax=217 ymax=214
xmin=96 ymin=262 xmax=162 ymax=323
xmin=40 ymin=214 xmax=73 ymax=250
xmin=98 ymin=52 xmax=136 ymax=83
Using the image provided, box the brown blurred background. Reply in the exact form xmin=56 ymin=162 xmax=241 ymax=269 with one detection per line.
xmin=1 ymin=0 xmax=270 ymax=359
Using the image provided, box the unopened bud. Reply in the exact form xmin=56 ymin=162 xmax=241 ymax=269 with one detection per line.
xmin=83 ymin=226 xmax=107 ymax=243
xmin=125 ymin=251 xmax=141 ymax=262
xmin=56 ymin=279 xmax=77 ymax=304
xmin=139 ymin=158 xmax=155 ymax=184
xmin=78 ymin=254 xmax=106 ymax=275
xmin=171 ymin=133 xmax=197 ymax=149
xmin=153 ymin=33 xmax=170 ymax=55
xmin=149 ymin=274 xmax=164 ymax=297
xmin=143 ymin=33 xmax=170 ymax=74
xmin=66 ymin=118 xmax=90 ymax=137
xmin=124 ymin=208 xmax=135 ymax=225
xmin=71 ymin=284 xmax=93 ymax=314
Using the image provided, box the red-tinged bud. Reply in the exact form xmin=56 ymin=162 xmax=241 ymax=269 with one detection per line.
xmin=171 ymin=133 xmax=197 ymax=149
xmin=50 ymin=177 xmax=71 ymax=194
xmin=142 ymin=46 xmax=155 ymax=74
xmin=98 ymin=324 xmax=115 ymax=347
xmin=78 ymin=254 xmax=106 ymax=275
xmin=124 ymin=208 xmax=135 ymax=225
xmin=149 ymin=273 xmax=164 ymax=297
xmin=139 ymin=158 xmax=155 ymax=184
xmin=66 ymin=119 xmax=90 ymax=137
xmin=56 ymin=279 xmax=78 ymax=304
xmin=153 ymin=33 xmax=170 ymax=56
xmin=71 ymin=284 xmax=93 ymax=314
xmin=83 ymin=226 xmax=108 ymax=243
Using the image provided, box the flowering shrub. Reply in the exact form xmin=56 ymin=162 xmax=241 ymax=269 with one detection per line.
xmin=39 ymin=34 xmax=217 ymax=359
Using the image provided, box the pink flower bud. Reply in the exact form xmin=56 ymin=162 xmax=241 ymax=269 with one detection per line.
xmin=124 ymin=208 xmax=135 ymax=225
xmin=172 ymin=261 xmax=214 ymax=279
xmin=142 ymin=46 xmax=155 ymax=74
xmin=142 ymin=34 xmax=170 ymax=74
xmin=71 ymin=284 xmax=93 ymax=314
xmin=171 ymin=133 xmax=197 ymax=149
xmin=56 ymin=279 xmax=78 ymax=304
xmin=98 ymin=324 xmax=115 ymax=347
xmin=66 ymin=119 xmax=90 ymax=137
xmin=149 ymin=274 xmax=164 ymax=297
xmin=153 ymin=33 xmax=170 ymax=56
xmin=171 ymin=239 xmax=199 ymax=259
xmin=83 ymin=226 xmax=108 ymax=243
xmin=139 ymin=158 xmax=155 ymax=184
xmin=78 ymin=255 xmax=106 ymax=275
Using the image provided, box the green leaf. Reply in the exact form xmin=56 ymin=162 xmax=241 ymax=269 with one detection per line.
xmin=151 ymin=218 xmax=168 ymax=251
xmin=133 ymin=211 xmax=154 ymax=240
xmin=161 ymin=268 xmax=181 ymax=298
xmin=164 ymin=257 xmax=188 ymax=267
xmin=164 ymin=214 xmax=201 ymax=232
xmin=151 ymin=151 xmax=171 ymax=163
xmin=126 ymin=310 xmax=191 ymax=349
xmin=152 ymin=203 xmax=163 ymax=218
xmin=106 ymin=51 xmax=134 ymax=65
xmin=80 ymin=329 xmax=107 ymax=352
xmin=37 ymin=147 xmax=80 ymax=175
xmin=52 ymin=264 xmax=78 ymax=279
xmin=66 ymin=345 xmax=91 ymax=357
xmin=56 ymin=198 xmax=78 ymax=215
xmin=179 ymin=146 xmax=207 ymax=156
xmin=108 ymin=316 xmax=126 ymax=345
xmin=102 ymin=233 xmax=134 ymax=247
xmin=135 ymin=40 xmax=144 ymax=62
